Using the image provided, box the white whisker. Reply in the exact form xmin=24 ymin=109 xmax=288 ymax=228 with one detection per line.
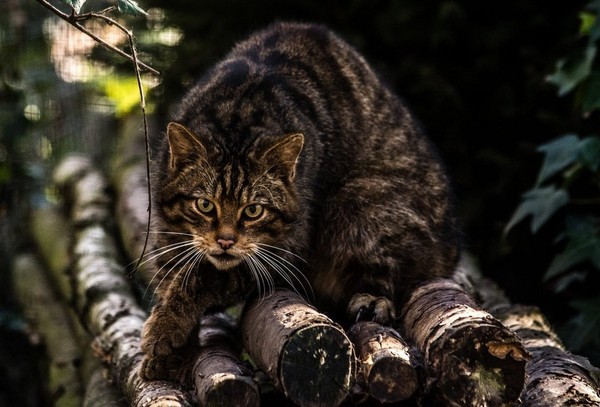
xmin=254 ymin=247 xmax=312 ymax=300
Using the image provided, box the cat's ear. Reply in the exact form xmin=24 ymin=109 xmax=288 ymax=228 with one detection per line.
xmin=259 ymin=133 xmax=304 ymax=181
xmin=166 ymin=122 xmax=208 ymax=172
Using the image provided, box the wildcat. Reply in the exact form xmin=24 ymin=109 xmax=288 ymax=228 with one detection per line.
xmin=140 ymin=21 xmax=460 ymax=381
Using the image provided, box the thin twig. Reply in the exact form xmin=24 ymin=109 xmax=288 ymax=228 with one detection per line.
xmin=35 ymin=0 xmax=159 ymax=76
xmin=127 ymin=34 xmax=153 ymax=278
xmin=37 ymin=0 xmax=157 ymax=277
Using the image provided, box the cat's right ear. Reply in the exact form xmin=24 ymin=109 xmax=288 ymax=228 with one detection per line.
xmin=166 ymin=122 xmax=208 ymax=173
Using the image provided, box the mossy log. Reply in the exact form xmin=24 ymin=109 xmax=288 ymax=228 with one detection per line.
xmin=52 ymin=155 xmax=193 ymax=407
xmin=347 ymin=321 xmax=419 ymax=403
xmin=401 ymin=277 xmax=529 ymax=406
xmin=242 ymin=290 xmax=355 ymax=407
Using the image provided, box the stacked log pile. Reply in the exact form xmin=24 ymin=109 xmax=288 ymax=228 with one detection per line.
xmin=13 ymin=122 xmax=600 ymax=405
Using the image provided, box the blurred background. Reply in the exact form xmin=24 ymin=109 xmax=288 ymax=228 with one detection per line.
xmin=1 ymin=0 xmax=598 ymax=404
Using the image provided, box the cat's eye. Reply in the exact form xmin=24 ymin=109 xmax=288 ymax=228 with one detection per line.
xmin=196 ymin=199 xmax=215 ymax=214
xmin=243 ymin=204 xmax=264 ymax=219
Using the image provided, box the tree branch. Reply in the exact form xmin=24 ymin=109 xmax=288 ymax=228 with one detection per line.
xmin=35 ymin=0 xmax=159 ymax=76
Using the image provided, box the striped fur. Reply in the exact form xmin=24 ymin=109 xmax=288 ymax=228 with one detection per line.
xmin=140 ymin=22 xmax=461 ymax=381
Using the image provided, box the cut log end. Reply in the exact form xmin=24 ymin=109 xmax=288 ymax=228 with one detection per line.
xmin=367 ymin=354 xmax=418 ymax=402
xmin=201 ymin=374 xmax=260 ymax=407
xmin=348 ymin=321 xmax=418 ymax=403
xmin=402 ymin=278 xmax=529 ymax=406
xmin=243 ymin=290 xmax=355 ymax=407
xmin=279 ymin=324 xmax=354 ymax=407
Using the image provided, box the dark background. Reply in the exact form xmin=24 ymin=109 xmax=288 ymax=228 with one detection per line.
xmin=1 ymin=0 xmax=597 ymax=405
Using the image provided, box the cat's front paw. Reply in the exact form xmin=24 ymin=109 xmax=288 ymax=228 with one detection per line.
xmin=348 ymin=293 xmax=396 ymax=324
xmin=140 ymin=313 xmax=196 ymax=382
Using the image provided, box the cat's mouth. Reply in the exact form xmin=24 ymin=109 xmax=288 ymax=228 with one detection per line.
xmin=207 ymin=251 xmax=242 ymax=270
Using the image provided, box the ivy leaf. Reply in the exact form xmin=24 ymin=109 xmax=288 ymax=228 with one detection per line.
xmin=582 ymin=72 xmax=600 ymax=113
xmin=536 ymin=134 xmax=580 ymax=186
xmin=578 ymin=136 xmax=600 ymax=172
xmin=118 ymin=0 xmax=147 ymax=16
xmin=545 ymin=216 xmax=600 ymax=280
xmin=505 ymin=186 xmax=569 ymax=234
xmin=59 ymin=0 xmax=87 ymax=13
xmin=561 ymin=296 xmax=600 ymax=351
xmin=547 ymin=45 xmax=596 ymax=96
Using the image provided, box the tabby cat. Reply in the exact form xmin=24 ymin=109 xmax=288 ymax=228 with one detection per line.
xmin=140 ymin=22 xmax=460 ymax=381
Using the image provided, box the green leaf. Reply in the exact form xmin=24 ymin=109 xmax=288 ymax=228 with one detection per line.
xmin=547 ymin=45 xmax=596 ymax=96
xmin=582 ymin=72 xmax=600 ymax=113
xmin=100 ymin=76 xmax=145 ymax=117
xmin=545 ymin=216 xmax=600 ymax=280
xmin=578 ymin=136 xmax=600 ymax=172
xmin=504 ymin=186 xmax=569 ymax=234
xmin=536 ymin=134 xmax=580 ymax=185
xmin=118 ymin=0 xmax=147 ymax=16
xmin=586 ymin=0 xmax=600 ymax=42
xmin=580 ymin=11 xmax=596 ymax=37
xmin=58 ymin=0 xmax=87 ymax=13
xmin=563 ymin=296 xmax=600 ymax=351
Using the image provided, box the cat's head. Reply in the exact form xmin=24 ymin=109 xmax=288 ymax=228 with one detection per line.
xmin=154 ymin=122 xmax=304 ymax=272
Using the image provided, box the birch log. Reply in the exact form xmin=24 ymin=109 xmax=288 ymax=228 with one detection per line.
xmin=347 ymin=321 xmax=419 ymax=403
xmin=193 ymin=313 xmax=260 ymax=407
xmin=242 ymin=290 xmax=355 ymax=407
xmin=401 ymin=278 xmax=529 ymax=406
xmin=53 ymin=155 xmax=193 ymax=407
xmin=453 ymin=258 xmax=600 ymax=406
xmin=12 ymin=254 xmax=84 ymax=407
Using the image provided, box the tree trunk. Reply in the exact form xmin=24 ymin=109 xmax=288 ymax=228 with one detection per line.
xmin=401 ymin=277 xmax=529 ymax=406
xmin=52 ymin=155 xmax=194 ymax=407
xmin=347 ymin=321 xmax=419 ymax=403
xmin=242 ymin=290 xmax=355 ymax=407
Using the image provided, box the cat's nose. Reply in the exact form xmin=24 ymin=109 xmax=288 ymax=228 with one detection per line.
xmin=217 ymin=238 xmax=236 ymax=250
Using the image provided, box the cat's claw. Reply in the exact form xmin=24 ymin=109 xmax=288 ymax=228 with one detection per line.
xmin=348 ymin=293 xmax=396 ymax=325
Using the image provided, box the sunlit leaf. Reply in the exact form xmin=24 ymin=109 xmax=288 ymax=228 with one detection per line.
xmin=118 ymin=0 xmax=147 ymax=16
xmin=58 ymin=0 xmax=87 ymax=13
xmin=504 ymin=186 xmax=569 ymax=234
xmin=578 ymin=136 xmax=600 ymax=171
xmin=101 ymin=76 xmax=144 ymax=117
xmin=547 ymin=45 xmax=596 ymax=96
xmin=545 ymin=216 xmax=600 ymax=280
xmin=586 ymin=0 xmax=600 ymax=41
xmin=580 ymin=11 xmax=596 ymax=36
xmin=536 ymin=134 xmax=580 ymax=185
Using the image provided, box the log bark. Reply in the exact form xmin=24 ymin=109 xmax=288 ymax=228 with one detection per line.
xmin=453 ymin=257 xmax=600 ymax=406
xmin=52 ymin=155 xmax=194 ymax=407
xmin=347 ymin=321 xmax=419 ymax=403
xmin=242 ymin=290 xmax=355 ymax=407
xmin=12 ymin=253 xmax=84 ymax=407
xmin=193 ymin=313 xmax=260 ymax=407
xmin=401 ymin=277 xmax=529 ymax=406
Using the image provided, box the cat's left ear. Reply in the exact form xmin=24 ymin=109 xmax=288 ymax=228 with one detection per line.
xmin=259 ymin=133 xmax=304 ymax=181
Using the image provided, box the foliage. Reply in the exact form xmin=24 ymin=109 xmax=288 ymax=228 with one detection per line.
xmin=59 ymin=0 xmax=146 ymax=16
xmin=507 ymin=0 xmax=600 ymax=358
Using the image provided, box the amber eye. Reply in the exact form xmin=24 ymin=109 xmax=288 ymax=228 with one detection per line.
xmin=243 ymin=204 xmax=263 ymax=219
xmin=196 ymin=199 xmax=215 ymax=214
